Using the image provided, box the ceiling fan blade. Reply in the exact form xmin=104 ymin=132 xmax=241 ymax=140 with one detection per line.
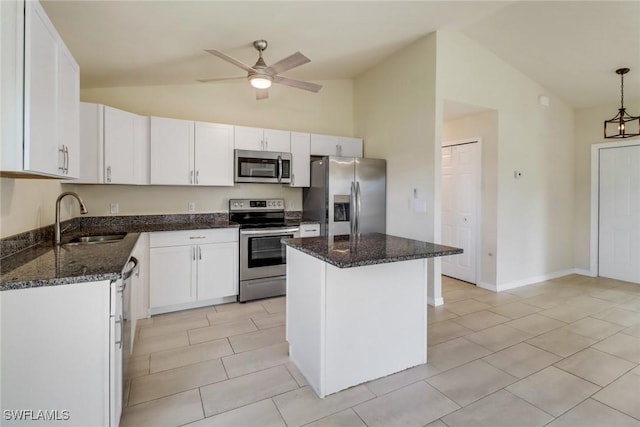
xmin=273 ymin=76 xmax=322 ymax=93
xmin=256 ymin=88 xmax=269 ymax=100
xmin=197 ymin=76 xmax=246 ymax=83
xmin=265 ymin=52 xmax=310 ymax=75
xmin=204 ymin=49 xmax=254 ymax=73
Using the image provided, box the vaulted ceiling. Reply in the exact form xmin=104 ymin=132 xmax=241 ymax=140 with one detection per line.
xmin=42 ymin=1 xmax=640 ymax=109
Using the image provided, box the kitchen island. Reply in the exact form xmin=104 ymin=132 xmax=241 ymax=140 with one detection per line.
xmin=282 ymin=233 xmax=461 ymax=398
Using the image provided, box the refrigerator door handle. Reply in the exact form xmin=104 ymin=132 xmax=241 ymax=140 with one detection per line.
xmin=356 ymin=181 xmax=362 ymax=235
xmin=350 ymin=181 xmax=356 ymax=235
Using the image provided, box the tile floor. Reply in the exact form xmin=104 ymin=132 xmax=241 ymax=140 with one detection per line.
xmin=120 ymin=275 xmax=640 ymax=427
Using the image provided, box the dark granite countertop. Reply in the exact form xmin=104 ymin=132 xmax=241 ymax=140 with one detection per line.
xmin=0 ymin=213 xmax=239 ymax=291
xmin=282 ymin=233 xmax=463 ymax=268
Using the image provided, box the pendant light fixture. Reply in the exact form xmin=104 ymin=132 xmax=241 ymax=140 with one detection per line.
xmin=604 ymin=68 xmax=640 ymax=139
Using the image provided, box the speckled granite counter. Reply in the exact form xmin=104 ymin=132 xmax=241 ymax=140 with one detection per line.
xmin=0 ymin=213 xmax=239 ymax=291
xmin=282 ymin=233 xmax=462 ymax=268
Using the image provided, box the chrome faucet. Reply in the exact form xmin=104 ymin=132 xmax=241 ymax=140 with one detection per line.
xmin=55 ymin=192 xmax=88 ymax=245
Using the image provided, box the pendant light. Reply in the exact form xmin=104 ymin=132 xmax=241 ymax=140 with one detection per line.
xmin=604 ymin=68 xmax=640 ymax=139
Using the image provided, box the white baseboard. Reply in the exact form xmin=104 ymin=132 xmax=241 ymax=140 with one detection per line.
xmin=428 ymin=296 xmax=444 ymax=307
xmin=573 ymin=268 xmax=595 ymax=277
xmin=477 ymin=281 xmax=497 ymax=292
xmin=477 ymin=269 xmax=584 ymax=293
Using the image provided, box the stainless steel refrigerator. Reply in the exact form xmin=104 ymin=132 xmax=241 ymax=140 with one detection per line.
xmin=303 ymin=157 xmax=386 ymax=236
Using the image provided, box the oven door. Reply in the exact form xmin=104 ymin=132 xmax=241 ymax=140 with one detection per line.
xmin=240 ymin=227 xmax=299 ymax=281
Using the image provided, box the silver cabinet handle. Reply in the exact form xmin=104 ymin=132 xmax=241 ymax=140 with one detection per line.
xmin=106 ymin=165 xmax=112 ymax=183
xmin=336 ymin=144 xmax=339 ymax=156
xmin=190 ymin=170 xmax=194 ymax=184
xmin=291 ymin=174 xmax=295 ymax=186
xmin=115 ymin=315 xmax=123 ymax=349
xmin=196 ymin=170 xmax=199 ymax=184
xmin=58 ymin=146 xmax=65 ymax=172
xmin=189 ymin=236 xmax=206 ymax=239
xmin=192 ymin=246 xmax=195 ymax=261
xmin=65 ymin=145 xmax=69 ymax=173
xmin=198 ymin=246 xmax=202 ymax=260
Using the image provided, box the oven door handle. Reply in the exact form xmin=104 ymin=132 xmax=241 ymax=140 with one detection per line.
xmin=240 ymin=227 xmax=300 ymax=236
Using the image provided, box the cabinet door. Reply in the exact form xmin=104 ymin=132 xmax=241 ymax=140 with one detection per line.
xmin=338 ymin=137 xmax=363 ymax=157
xmin=24 ymin=1 xmax=59 ymax=176
xmin=194 ymin=122 xmax=234 ymax=186
xmin=150 ymin=117 xmax=193 ymax=185
xmin=234 ymin=125 xmax=263 ymax=151
xmin=310 ymin=134 xmax=340 ymax=156
xmin=149 ymin=245 xmax=196 ymax=308
xmin=57 ymin=43 xmax=80 ymax=179
xmin=197 ymin=242 xmax=238 ymax=300
xmin=133 ymin=115 xmax=150 ymax=185
xmin=290 ymin=132 xmax=310 ymax=187
xmin=263 ymin=129 xmax=290 ymax=152
xmin=104 ymin=106 xmax=137 ymax=184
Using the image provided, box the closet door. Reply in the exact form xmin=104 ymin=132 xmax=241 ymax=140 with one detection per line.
xmin=599 ymin=145 xmax=640 ymax=283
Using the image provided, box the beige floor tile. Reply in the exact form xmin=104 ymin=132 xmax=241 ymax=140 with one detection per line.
xmin=188 ymin=318 xmax=258 ymax=344
xmin=207 ymin=303 xmax=267 ymax=324
xmin=285 ymin=361 xmax=309 ymax=387
xmin=504 ymin=286 xmax=549 ymax=299
xmin=304 ymin=409 xmax=366 ymax=427
xmin=621 ymin=323 xmax=640 ymax=338
xmin=200 ymin=365 xmax=298 ymax=417
xmin=228 ymin=325 xmax=285 ymax=353
xmin=538 ymin=305 xmax=594 ymax=323
xmin=483 ymin=343 xmax=561 ymax=379
xmin=261 ymin=296 xmax=286 ymax=314
xmin=152 ymin=306 xmax=214 ymax=325
xmin=427 ymin=360 xmax=517 ymax=406
xmin=214 ymin=300 xmax=265 ymax=313
xmin=183 ymin=399 xmax=286 ymax=427
xmin=618 ymin=297 xmax=640 ymax=313
xmin=526 ymin=328 xmax=597 ymax=357
xmin=424 ymin=420 xmax=448 ymax=427
xmin=505 ymin=314 xmax=566 ymax=336
xmin=127 ymin=354 xmax=150 ymax=379
xmin=452 ymin=310 xmax=510 ymax=331
xmin=554 ymin=348 xmax=636 ymax=386
xmin=489 ymin=302 xmax=541 ymax=319
xmin=120 ymin=389 xmax=204 ymax=427
xmin=591 ymin=307 xmax=640 ymax=327
xmin=428 ymin=320 xmax=474 ymax=346
xmin=222 ymin=342 xmax=290 ymax=378
xmin=129 ymin=358 xmax=227 ymax=405
xmin=593 ymin=372 xmax=640 ymax=420
xmin=353 ymin=381 xmax=459 ymax=427
xmin=273 ymin=385 xmax=375 ymax=427
xmin=427 ymin=306 xmax=459 ymax=324
xmin=445 ymin=299 xmax=492 ymax=315
xmin=590 ymin=289 xmax=639 ymax=304
xmin=133 ymin=330 xmax=190 ymax=356
xmin=364 ymin=363 xmax=440 ymax=396
xmin=465 ymin=324 xmax=533 ymax=352
xmin=566 ymin=295 xmax=616 ymax=312
xmin=150 ymin=338 xmax=233 ymax=373
xmin=592 ymin=333 xmax=640 ymax=363
xmin=443 ymin=288 xmax=476 ymax=303
xmin=441 ymin=389 xmax=553 ymax=427
xmin=251 ymin=311 xmax=285 ymax=329
xmin=138 ymin=316 xmax=210 ymax=339
xmin=427 ymin=337 xmax=492 ymax=372
xmin=473 ymin=292 xmax=521 ymax=307
xmin=506 ymin=366 xmax=600 ymax=417
xmin=522 ymin=294 xmax=570 ymax=309
xmin=558 ymin=316 xmax=624 ymax=340
xmin=546 ymin=398 xmax=640 ymax=427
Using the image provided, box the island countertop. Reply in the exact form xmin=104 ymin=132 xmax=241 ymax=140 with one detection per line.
xmin=282 ymin=233 xmax=462 ymax=268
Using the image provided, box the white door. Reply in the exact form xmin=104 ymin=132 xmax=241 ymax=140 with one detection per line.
xmin=441 ymin=142 xmax=480 ymax=283
xmin=599 ymin=145 xmax=640 ymax=283
xmin=338 ymin=137 xmax=364 ymax=157
xmin=194 ymin=122 xmax=234 ymax=186
xmin=290 ymin=132 xmax=310 ymax=187
xmin=234 ymin=126 xmax=264 ymax=151
xmin=263 ymin=129 xmax=291 ymax=152
xmin=197 ymin=242 xmax=238 ymax=300
xmin=150 ymin=117 xmax=193 ymax=185
xmin=104 ymin=106 xmax=136 ymax=184
xmin=149 ymin=245 xmax=195 ymax=308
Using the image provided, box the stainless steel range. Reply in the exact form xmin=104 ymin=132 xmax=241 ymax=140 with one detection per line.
xmin=230 ymin=198 xmax=299 ymax=302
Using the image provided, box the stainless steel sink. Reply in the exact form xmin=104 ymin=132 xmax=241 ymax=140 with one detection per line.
xmin=65 ymin=233 xmax=127 ymax=245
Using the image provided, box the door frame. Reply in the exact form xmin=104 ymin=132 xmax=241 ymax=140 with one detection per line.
xmin=590 ymin=138 xmax=640 ymax=277
xmin=441 ymin=137 xmax=483 ymax=285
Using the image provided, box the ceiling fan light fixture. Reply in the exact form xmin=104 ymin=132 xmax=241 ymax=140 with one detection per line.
xmin=604 ymin=68 xmax=640 ymax=139
xmin=249 ymin=75 xmax=272 ymax=89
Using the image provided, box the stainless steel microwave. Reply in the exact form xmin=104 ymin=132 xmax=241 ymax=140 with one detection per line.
xmin=234 ymin=149 xmax=292 ymax=184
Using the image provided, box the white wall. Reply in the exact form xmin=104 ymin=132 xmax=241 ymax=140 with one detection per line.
xmin=442 ymin=110 xmax=498 ymax=285
xmin=436 ymin=31 xmax=575 ymax=289
xmin=573 ymin=99 xmax=640 ymax=272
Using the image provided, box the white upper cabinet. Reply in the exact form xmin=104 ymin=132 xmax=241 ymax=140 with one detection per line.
xmin=234 ymin=125 xmax=290 ymax=152
xmin=310 ymin=133 xmax=363 ymax=158
xmin=194 ymin=122 xmax=234 ymax=186
xmin=75 ymin=103 xmax=148 ymax=185
xmin=290 ymin=132 xmax=310 ymax=187
xmin=150 ymin=117 xmax=233 ymax=186
xmin=1 ymin=0 xmax=80 ymax=178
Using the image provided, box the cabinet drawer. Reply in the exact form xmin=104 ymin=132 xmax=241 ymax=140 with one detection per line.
xmin=149 ymin=228 xmax=238 ymax=247
xmin=299 ymin=223 xmax=320 ymax=237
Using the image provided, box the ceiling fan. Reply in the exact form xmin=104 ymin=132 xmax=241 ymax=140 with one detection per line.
xmin=198 ymin=40 xmax=322 ymax=100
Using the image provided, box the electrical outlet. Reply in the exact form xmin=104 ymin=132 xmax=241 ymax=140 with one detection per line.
xmin=188 ymin=202 xmax=196 ymax=212
xmin=110 ymin=203 xmax=119 ymax=214
xmin=288 ymin=201 xmax=295 ymax=209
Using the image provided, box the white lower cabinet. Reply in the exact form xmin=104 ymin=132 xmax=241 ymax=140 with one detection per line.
xmin=299 ymin=223 xmax=321 ymax=237
xmin=149 ymin=228 xmax=239 ymax=314
xmin=1 ymin=279 xmax=123 ymax=427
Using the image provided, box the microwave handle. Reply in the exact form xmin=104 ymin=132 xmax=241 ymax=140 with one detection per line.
xmin=277 ymin=155 xmax=283 ymax=183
